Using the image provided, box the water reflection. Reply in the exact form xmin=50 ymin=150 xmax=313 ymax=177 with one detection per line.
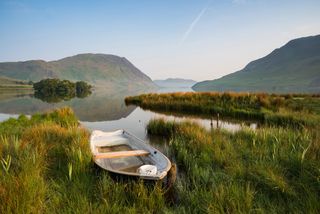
xmin=0 ymin=88 xmax=145 ymax=121
xmin=0 ymin=87 xmax=256 ymax=188
xmin=82 ymin=107 xmax=256 ymax=142
xmin=34 ymin=90 xmax=92 ymax=103
xmin=0 ymin=113 xmax=20 ymax=122
xmin=0 ymin=87 xmax=256 ymax=134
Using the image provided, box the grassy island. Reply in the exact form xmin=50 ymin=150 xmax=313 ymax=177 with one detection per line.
xmin=125 ymin=92 xmax=320 ymax=127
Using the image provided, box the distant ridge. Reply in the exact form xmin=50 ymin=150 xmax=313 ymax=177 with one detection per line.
xmin=0 ymin=53 xmax=156 ymax=89
xmin=154 ymin=78 xmax=197 ymax=88
xmin=0 ymin=76 xmax=29 ymax=85
xmin=193 ymin=35 xmax=320 ymax=93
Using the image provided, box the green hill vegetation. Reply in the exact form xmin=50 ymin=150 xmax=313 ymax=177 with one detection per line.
xmin=0 ymin=76 xmax=32 ymax=89
xmin=0 ymin=54 xmax=156 ymax=89
xmin=193 ymin=35 xmax=320 ymax=93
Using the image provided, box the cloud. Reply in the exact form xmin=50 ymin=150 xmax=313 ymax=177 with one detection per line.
xmin=180 ymin=3 xmax=211 ymax=45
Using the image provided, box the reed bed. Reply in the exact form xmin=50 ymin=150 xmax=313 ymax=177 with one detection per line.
xmin=0 ymin=108 xmax=167 ymax=213
xmin=125 ymin=92 xmax=320 ymax=127
xmin=1 ymin=105 xmax=319 ymax=213
xmin=147 ymin=118 xmax=320 ymax=213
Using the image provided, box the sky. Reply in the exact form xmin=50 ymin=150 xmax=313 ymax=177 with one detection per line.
xmin=0 ymin=0 xmax=319 ymax=81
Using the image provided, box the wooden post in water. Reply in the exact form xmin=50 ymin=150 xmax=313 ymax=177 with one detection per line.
xmin=210 ymin=117 xmax=213 ymax=127
xmin=217 ymin=113 xmax=220 ymax=128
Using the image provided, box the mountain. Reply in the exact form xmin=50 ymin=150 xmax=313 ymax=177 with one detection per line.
xmin=0 ymin=54 xmax=156 ymax=89
xmin=154 ymin=78 xmax=197 ymax=88
xmin=193 ymin=35 xmax=320 ymax=93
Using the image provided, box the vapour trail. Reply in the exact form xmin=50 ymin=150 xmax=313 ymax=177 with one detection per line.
xmin=180 ymin=2 xmax=211 ymax=45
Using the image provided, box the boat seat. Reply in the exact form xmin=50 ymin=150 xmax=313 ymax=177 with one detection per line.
xmin=94 ymin=150 xmax=150 ymax=159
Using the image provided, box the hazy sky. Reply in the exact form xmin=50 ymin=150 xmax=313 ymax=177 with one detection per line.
xmin=0 ymin=0 xmax=319 ymax=81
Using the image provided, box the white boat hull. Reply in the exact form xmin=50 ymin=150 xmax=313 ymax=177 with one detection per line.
xmin=90 ymin=130 xmax=172 ymax=180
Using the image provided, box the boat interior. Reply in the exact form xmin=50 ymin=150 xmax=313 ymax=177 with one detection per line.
xmin=94 ymin=137 xmax=154 ymax=173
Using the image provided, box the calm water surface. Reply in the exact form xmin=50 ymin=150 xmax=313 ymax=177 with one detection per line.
xmin=82 ymin=107 xmax=256 ymax=142
xmin=0 ymin=87 xmax=256 ymax=147
xmin=0 ymin=113 xmax=20 ymax=121
xmin=0 ymin=87 xmax=258 ymax=187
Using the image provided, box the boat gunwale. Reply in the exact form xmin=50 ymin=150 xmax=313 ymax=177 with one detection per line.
xmin=90 ymin=129 xmax=172 ymax=180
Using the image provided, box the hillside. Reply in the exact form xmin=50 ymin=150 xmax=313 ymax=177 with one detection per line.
xmin=154 ymin=78 xmax=197 ymax=88
xmin=0 ymin=76 xmax=31 ymax=85
xmin=193 ymin=35 xmax=320 ymax=93
xmin=0 ymin=76 xmax=32 ymax=89
xmin=0 ymin=54 xmax=156 ymax=89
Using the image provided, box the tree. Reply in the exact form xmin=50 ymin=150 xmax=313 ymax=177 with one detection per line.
xmin=33 ymin=79 xmax=92 ymax=103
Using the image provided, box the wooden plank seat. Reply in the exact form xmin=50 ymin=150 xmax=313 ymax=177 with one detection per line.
xmin=94 ymin=150 xmax=150 ymax=159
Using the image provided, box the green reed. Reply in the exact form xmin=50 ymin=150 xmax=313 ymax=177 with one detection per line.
xmin=147 ymin=118 xmax=320 ymax=213
xmin=0 ymin=105 xmax=319 ymax=213
xmin=126 ymin=92 xmax=320 ymax=127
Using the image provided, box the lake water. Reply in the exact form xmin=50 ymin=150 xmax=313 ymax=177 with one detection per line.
xmin=0 ymin=87 xmax=256 ymax=145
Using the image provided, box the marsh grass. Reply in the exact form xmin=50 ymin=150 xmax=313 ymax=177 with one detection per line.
xmin=147 ymin=118 xmax=320 ymax=213
xmin=0 ymin=108 xmax=167 ymax=213
xmin=1 ymin=105 xmax=319 ymax=213
xmin=126 ymin=92 xmax=320 ymax=127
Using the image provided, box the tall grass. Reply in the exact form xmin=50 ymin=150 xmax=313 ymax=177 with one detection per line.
xmin=147 ymin=118 xmax=320 ymax=213
xmin=126 ymin=92 xmax=320 ymax=127
xmin=0 ymin=108 xmax=167 ymax=213
xmin=1 ymin=106 xmax=319 ymax=213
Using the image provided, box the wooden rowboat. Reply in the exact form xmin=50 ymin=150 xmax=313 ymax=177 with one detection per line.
xmin=90 ymin=130 xmax=172 ymax=180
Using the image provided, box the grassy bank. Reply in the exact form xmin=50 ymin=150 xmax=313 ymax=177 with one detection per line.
xmin=0 ymin=108 xmax=167 ymax=213
xmin=125 ymin=92 xmax=320 ymax=127
xmin=147 ymin=118 xmax=320 ymax=213
xmin=1 ymin=105 xmax=319 ymax=212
